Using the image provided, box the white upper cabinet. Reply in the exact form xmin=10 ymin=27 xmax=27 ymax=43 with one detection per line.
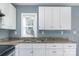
xmin=9 ymin=4 xmax=16 ymax=29
xmin=0 ymin=3 xmax=10 ymax=29
xmin=44 ymin=7 xmax=52 ymax=30
xmin=0 ymin=3 xmax=16 ymax=30
xmin=60 ymin=7 xmax=71 ymax=30
xmin=39 ymin=6 xmax=71 ymax=30
xmin=44 ymin=7 xmax=60 ymax=30
xmin=39 ymin=7 xmax=45 ymax=30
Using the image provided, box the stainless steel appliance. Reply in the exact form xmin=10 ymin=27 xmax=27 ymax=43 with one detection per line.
xmin=0 ymin=45 xmax=15 ymax=56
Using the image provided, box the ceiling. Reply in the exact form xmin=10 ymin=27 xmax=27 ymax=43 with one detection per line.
xmin=13 ymin=3 xmax=79 ymax=6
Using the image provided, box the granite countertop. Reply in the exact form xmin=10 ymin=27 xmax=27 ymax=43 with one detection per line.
xmin=0 ymin=37 xmax=75 ymax=45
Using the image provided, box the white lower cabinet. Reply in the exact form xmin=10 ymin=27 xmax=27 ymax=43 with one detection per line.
xmin=15 ymin=43 xmax=76 ymax=56
xmin=45 ymin=43 xmax=64 ymax=56
xmin=32 ymin=44 xmax=45 ymax=56
xmin=63 ymin=44 xmax=76 ymax=56
xmin=15 ymin=47 xmax=19 ymax=56
xmin=15 ymin=48 xmax=32 ymax=56
xmin=19 ymin=48 xmax=32 ymax=56
xmin=46 ymin=48 xmax=63 ymax=56
xmin=15 ymin=43 xmax=33 ymax=56
xmin=64 ymin=49 xmax=76 ymax=56
xmin=46 ymin=43 xmax=63 ymax=48
xmin=33 ymin=48 xmax=45 ymax=56
xmin=0 ymin=3 xmax=16 ymax=30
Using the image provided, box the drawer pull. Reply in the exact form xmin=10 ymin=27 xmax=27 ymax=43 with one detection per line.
xmin=68 ymin=46 xmax=72 ymax=47
xmin=52 ymin=46 xmax=56 ymax=47
xmin=30 ymin=51 xmax=33 ymax=53
xmin=52 ymin=51 xmax=56 ymax=53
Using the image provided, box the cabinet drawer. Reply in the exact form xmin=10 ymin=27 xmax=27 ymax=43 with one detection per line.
xmin=46 ymin=44 xmax=63 ymax=48
xmin=64 ymin=44 xmax=76 ymax=48
xmin=46 ymin=48 xmax=63 ymax=56
xmin=64 ymin=49 xmax=76 ymax=56
xmin=32 ymin=44 xmax=45 ymax=48
xmin=33 ymin=48 xmax=45 ymax=56
xmin=64 ymin=49 xmax=76 ymax=53
xmin=16 ymin=43 xmax=32 ymax=48
xmin=19 ymin=48 xmax=32 ymax=56
xmin=64 ymin=53 xmax=76 ymax=56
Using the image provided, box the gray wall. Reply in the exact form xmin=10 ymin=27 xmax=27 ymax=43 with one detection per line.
xmin=72 ymin=7 xmax=79 ymax=56
xmin=0 ymin=30 xmax=9 ymax=39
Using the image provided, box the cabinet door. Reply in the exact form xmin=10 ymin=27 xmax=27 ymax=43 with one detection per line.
xmin=0 ymin=3 xmax=5 ymax=26
xmin=64 ymin=43 xmax=76 ymax=49
xmin=46 ymin=48 xmax=63 ymax=56
xmin=41 ymin=7 xmax=60 ymax=30
xmin=63 ymin=43 xmax=76 ymax=56
xmin=33 ymin=48 xmax=45 ymax=56
xmin=15 ymin=44 xmax=32 ymax=56
xmin=44 ymin=7 xmax=52 ymax=30
xmin=32 ymin=43 xmax=45 ymax=48
xmin=18 ymin=43 xmax=32 ymax=48
xmin=32 ymin=44 xmax=45 ymax=56
xmin=9 ymin=4 xmax=16 ymax=29
xmin=46 ymin=43 xmax=63 ymax=48
xmin=0 ymin=3 xmax=16 ymax=29
xmin=11 ymin=4 xmax=16 ymax=29
xmin=39 ymin=7 xmax=45 ymax=30
xmin=60 ymin=7 xmax=71 ymax=30
xmin=19 ymin=48 xmax=32 ymax=56
xmin=64 ymin=49 xmax=76 ymax=56
xmin=51 ymin=7 xmax=60 ymax=30
xmin=0 ymin=3 xmax=10 ymax=29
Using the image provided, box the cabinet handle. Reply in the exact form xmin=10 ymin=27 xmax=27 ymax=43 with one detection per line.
xmin=52 ymin=51 xmax=56 ymax=53
xmin=68 ymin=46 xmax=72 ymax=47
xmin=52 ymin=45 xmax=56 ymax=47
xmin=30 ymin=51 xmax=33 ymax=53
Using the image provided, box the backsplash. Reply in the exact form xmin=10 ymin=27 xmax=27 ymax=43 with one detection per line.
xmin=0 ymin=30 xmax=9 ymax=39
xmin=38 ymin=30 xmax=71 ymax=37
